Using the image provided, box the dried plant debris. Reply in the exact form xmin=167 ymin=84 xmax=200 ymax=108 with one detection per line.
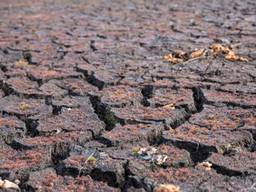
xmin=196 ymin=161 xmax=212 ymax=171
xmin=174 ymin=50 xmax=189 ymax=60
xmin=131 ymin=147 xmax=168 ymax=165
xmin=225 ymin=51 xmax=249 ymax=62
xmin=14 ymin=59 xmax=29 ymax=68
xmin=19 ymin=102 xmax=31 ymax=111
xmin=163 ymin=103 xmax=175 ymax=110
xmin=190 ymin=48 xmax=205 ymax=59
xmin=0 ymin=178 xmax=20 ymax=190
xmin=163 ymin=49 xmax=204 ymax=64
xmin=209 ymin=44 xmax=249 ymax=62
xmin=154 ymin=184 xmax=181 ymax=192
xmin=86 ymin=154 xmax=97 ymax=165
xmin=164 ymin=44 xmax=248 ymax=64
xmin=163 ymin=53 xmax=183 ymax=64
xmin=209 ymin=44 xmax=231 ymax=55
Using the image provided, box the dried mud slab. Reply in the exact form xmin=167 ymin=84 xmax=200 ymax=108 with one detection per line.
xmin=24 ymin=168 xmax=119 ymax=192
xmin=0 ymin=145 xmax=52 ymax=182
xmin=188 ymin=105 xmax=255 ymax=130
xmin=147 ymin=87 xmax=196 ymax=111
xmin=0 ymin=96 xmax=51 ymax=118
xmin=100 ymin=85 xmax=143 ymax=107
xmin=36 ymin=107 xmax=104 ymax=136
xmin=0 ymin=116 xmax=26 ymax=144
xmin=3 ymin=77 xmax=41 ymax=96
xmin=101 ymin=123 xmax=164 ymax=147
xmin=207 ymin=152 xmax=256 ymax=175
xmin=27 ymin=67 xmax=81 ymax=83
xmin=204 ymin=89 xmax=256 ymax=108
xmin=55 ymin=78 xmax=99 ymax=97
xmin=62 ymin=147 xmax=126 ymax=187
xmin=12 ymin=131 xmax=91 ymax=149
xmin=111 ymin=106 xmax=190 ymax=128
xmin=163 ymin=123 xmax=253 ymax=155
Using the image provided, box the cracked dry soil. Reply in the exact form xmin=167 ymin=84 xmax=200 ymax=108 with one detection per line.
xmin=0 ymin=0 xmax=256 ymax=191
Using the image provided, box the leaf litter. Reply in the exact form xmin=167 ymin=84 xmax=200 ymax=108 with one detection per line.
xmin=164 ymin=44 xmax=249 ymax=64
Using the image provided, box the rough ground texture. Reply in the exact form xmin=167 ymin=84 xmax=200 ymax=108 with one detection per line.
xmin=0 ymin=0 xmax=256 ymax=191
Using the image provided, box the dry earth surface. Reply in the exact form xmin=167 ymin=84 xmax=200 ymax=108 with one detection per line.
xmin=0 ymin=0 xmax=256 ymax=191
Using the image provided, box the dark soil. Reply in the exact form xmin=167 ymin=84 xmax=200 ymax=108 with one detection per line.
xmin=0 ymin=0 xmax=256 ymax=191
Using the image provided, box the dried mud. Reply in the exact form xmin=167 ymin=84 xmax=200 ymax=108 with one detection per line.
xmin=0 ymin=0 xmax=256 ymax=191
